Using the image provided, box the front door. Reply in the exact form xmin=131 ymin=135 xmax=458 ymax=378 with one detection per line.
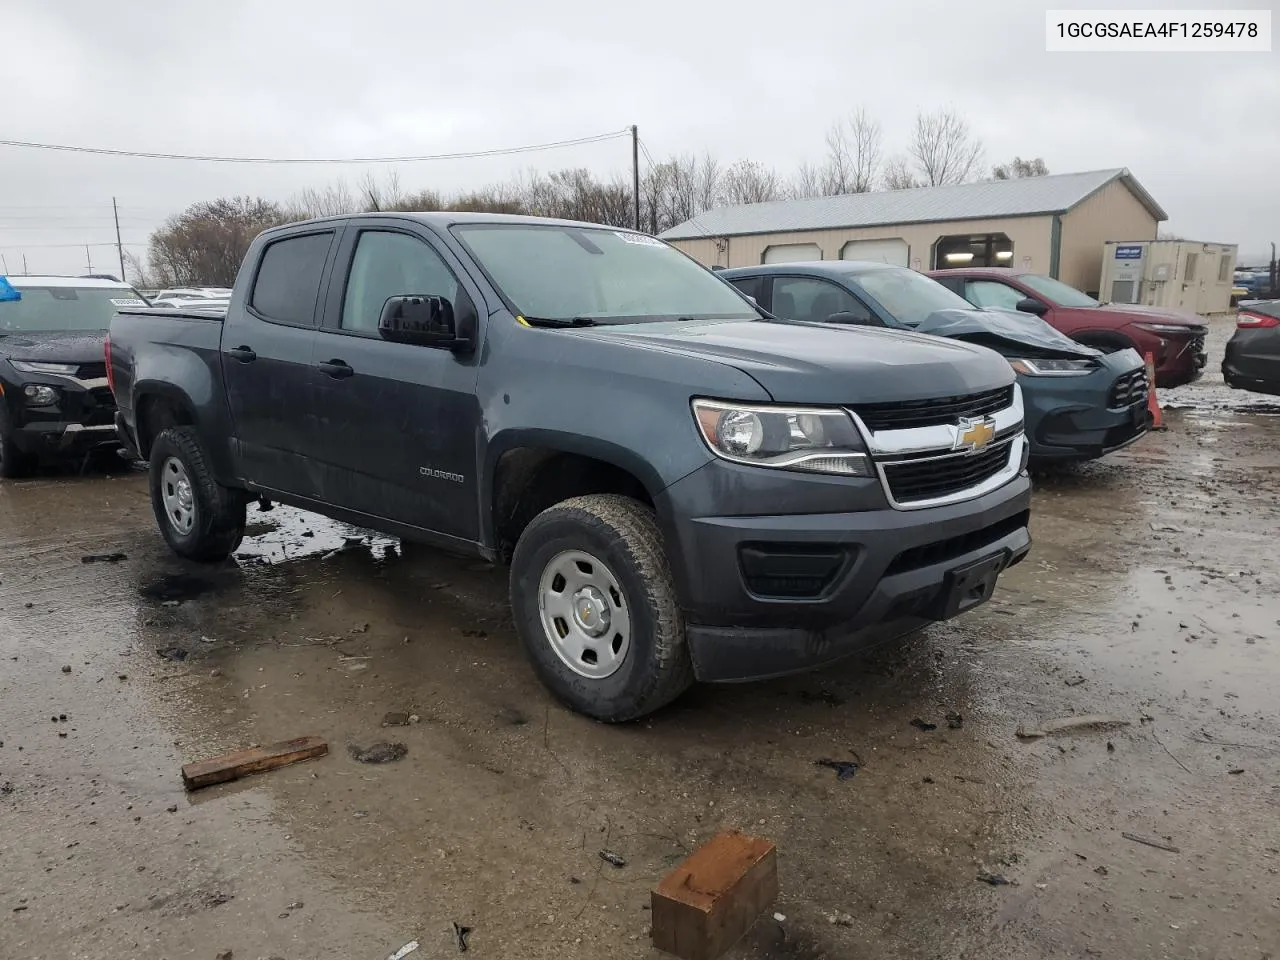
xmin=221 ymin=228 xmax=337 ymax=497
xmin=309 ymin=224 xmax=482 ymax=544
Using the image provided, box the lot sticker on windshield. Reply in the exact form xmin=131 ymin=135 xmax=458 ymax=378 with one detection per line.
xmin=110 ymin=298 xmax=147 ymax=307
xmin=615 ymin=232 xmax=665 ymax=248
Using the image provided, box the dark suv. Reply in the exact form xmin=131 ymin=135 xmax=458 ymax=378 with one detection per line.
xmin=721 ymin=261 xmax=1150 ymax=464
xmin=1 ymin=275 xmax=146 ymax=476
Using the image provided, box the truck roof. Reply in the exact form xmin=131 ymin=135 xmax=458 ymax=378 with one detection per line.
xmin=266 ymin=211 xmax=646 ymax=235
xmin=5 ymin=275 xmax=136 ymax=289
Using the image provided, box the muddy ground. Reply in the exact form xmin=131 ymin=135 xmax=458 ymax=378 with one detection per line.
xmin=3 ymin=319 xmax=1277 ymax=960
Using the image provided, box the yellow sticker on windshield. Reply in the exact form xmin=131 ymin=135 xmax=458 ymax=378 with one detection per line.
xmin=516 ymin=315 xmax=531 ymax=327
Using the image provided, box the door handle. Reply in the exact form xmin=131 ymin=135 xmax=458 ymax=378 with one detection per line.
xmin=228 ymin=345 xmax=257 ymax=363
xmin=317 ymin=359 xmax=354 ymax=379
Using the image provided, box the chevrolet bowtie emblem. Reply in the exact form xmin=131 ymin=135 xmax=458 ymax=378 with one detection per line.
xmin=955 ymin=417 xmax=996 ymax=453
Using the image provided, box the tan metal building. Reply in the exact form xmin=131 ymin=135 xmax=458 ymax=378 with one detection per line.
xmin=660 ymin=168 xmax=1166 ymax=297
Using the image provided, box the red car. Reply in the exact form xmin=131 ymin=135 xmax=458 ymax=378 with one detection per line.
xmin=929 ymin=268 xmax=1207 ymax=387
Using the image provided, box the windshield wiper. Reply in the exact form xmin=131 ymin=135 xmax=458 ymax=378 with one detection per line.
xmin=521 ymin=315 xmax=596 ymax=328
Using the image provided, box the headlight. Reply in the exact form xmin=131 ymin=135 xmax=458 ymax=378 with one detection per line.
xmin=11 ymin=360 xmax=78 ymax=375
xmin=692 ymin=399 xmax=871 ymax=476
xmin=1009 ymin=358 xmax=1097 ymax=377
xmin=1133 ymin=323 xmax=1193 ymax=335
xmin=23 ymin=384 xmax=59 ymax=406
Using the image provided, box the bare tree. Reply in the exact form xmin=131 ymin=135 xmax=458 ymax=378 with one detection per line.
xmin=992 ymin=156 xmax=1049 ymax=180
xmin=881 ymin=155 xmax=920 ymax=190
xmin=286 ymin=179 xmax=359 ymax=219
xmin=791 ymin=161 xmax=825 ymax=199
xmin=147 ymin=197 xmax=286 ymax=286
xmin=821 ymin=108 xmax=882 ymax=194
xmin=908 ymin=107 xmax=985 ymax=186
xmin=720 ymin=160 xmax=783 ymax=206
xmin=122 ymin=249 xmax=153 ymax=288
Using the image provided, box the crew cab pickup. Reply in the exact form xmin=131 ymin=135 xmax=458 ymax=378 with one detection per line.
xmin=108 ymin=213 xmax=1032 ymax=721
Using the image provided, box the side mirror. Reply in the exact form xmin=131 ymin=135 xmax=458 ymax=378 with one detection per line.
xmin=378 ymin=295 xmax=473 ymax=352
xmin=1015 ymin=297 xmax=1048 ymax=316
xmin=827 ymin=311 xmax=879 ymax=326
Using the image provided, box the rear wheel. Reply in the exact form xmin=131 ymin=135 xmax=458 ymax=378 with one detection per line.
xmin=509 ymin=494 xmax=693 ymax=722
xmin=148 ymin=427 xmax=246 ymax=561
xmin=0 ymin=406 xmax=36 ymax=479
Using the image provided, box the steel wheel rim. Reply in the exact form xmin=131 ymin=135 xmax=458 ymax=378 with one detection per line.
xmin=537 ymin=549 xmax=631 ymax=680
xmin=160 ymin=456 xmax=197 ymax=535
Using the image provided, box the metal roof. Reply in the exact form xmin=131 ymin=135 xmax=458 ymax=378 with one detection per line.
xmin=660 ymin=168 xmax=1166 ymax=241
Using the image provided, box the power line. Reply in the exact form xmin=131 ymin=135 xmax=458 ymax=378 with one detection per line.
xmin=0 ymin=240 xmax=146 ymax=250
xmin=0 ymin=128 xmax=631 ymax=165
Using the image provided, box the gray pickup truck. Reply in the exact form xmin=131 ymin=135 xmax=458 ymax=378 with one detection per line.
xmin=108 ymin=213 xmax=1032 ymax=721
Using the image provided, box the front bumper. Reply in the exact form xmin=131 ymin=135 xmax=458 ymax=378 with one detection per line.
xmin=1148 ymin=330 xmax=1207 ymax=387
xmin=11 ymin=421 xmax=120 ymax=456
xmin=1021 ymin=352 xmax=1150 ymax=462
xmin=1223 ymin=329 xmax=1280 ymax=396
xmin=657 ymin=463 xmax=1032 ymax=682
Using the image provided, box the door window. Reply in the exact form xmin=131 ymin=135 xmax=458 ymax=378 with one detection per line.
xmin=771 ymin=276 xmax=871 ymax=324
xmin=250 ymin=232 xmax=334 ymax=325
xmin=963 ymin=279 xmax=1027 ymax=312
xmin=341 ymin=231 xmax=459 ymax=335
xmin=726 ymin=275 xmax=763 ymax=302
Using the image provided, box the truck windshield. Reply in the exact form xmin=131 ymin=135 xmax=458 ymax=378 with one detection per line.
xmin=1016 ymin=274 xmax=1099 ymax=307
xmin=453 ymin=223 xmax=758 ymax=324
xmin=853 ymin=266 xmax=975 ymax=327
xmin=0 ymin=286 xmax=147 ymax=333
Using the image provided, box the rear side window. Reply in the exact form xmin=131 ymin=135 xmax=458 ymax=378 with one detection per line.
xmin=726 ymin=275 xmax=763 ymax=302
xmin=250 ymin=232 xmax=333 ymax=325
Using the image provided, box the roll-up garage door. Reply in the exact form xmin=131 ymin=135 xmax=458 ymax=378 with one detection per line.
xmin=840 ymin=238 xmax=908 ymax=266
xmin=762 ymin=243 xmax=822 ymax=264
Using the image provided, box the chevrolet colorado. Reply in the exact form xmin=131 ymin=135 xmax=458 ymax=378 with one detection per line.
xmin=108 ymin=213 xmax=1032 ymax=720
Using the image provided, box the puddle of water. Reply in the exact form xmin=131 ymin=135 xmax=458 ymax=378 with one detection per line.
xmin=233 ymin=504 xmax=398 ymax=565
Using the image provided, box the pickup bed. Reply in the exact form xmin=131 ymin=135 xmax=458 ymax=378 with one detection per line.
xmin=109 ymin=212 xmax=1032 ymax=720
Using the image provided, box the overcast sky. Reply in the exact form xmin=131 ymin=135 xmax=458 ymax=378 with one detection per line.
xmin=1 ymin=0 xmax=1275 ymax=278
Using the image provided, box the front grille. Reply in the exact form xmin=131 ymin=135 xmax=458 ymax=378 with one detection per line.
xmin=882 ymin=440 xmax=1013 ymax=505
xmin=885 ymin=510 xmax=1030 ymax=576
xmin=852 ymin=385 xmax=1014 ymax=432
xmin=76 ymin=361 xmax=108 ymax=380
xmin=83 ymin=387 xmax=117 ymax=426
xmin=1108 ymin=369 xmax=1148 ymax=407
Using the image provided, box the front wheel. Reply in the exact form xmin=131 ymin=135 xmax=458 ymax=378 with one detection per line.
xmin=509 ymin=494 xmax=693 ymax=722
xmin=148 ymin=427 xmax=246 ymax=561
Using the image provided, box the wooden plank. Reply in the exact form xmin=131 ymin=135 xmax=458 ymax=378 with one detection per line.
xmin=651 ymin=830 xmax=778 ymax=960
xmin=181 ymin=736 xmax=328 ymax=791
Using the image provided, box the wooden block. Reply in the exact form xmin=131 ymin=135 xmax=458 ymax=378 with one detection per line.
xmin=181 ymin=736 xmax=328 ymax=791
xmin=651 ymin=829 xmax=778 ymax=960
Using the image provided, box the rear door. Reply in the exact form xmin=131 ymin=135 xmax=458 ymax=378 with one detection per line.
xmin=221 ymin=228 xmax=339 ymax=497
xmin=308 ymin=220 xmax=484 ymax=544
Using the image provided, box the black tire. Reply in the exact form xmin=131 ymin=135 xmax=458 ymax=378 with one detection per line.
xmin=0 ymin=405 xmax=36 ymax=479
xmin=148 ymin=426 xmax=246 ymax=561
xmin=509 ymin=493 xmax=693 ymax=722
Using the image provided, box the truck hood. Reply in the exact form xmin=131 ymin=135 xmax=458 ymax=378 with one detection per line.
xmin=576 ymin=318 xmax=1015 ymax=403
xmin=915 ymin=308 xmax=1102 ymax=360
xmin=0 ymin=330 xmax=107 ymax=365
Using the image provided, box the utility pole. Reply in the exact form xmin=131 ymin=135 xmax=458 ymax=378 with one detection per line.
xmin=23 ymin=253 xmax=29 ymax=274
xmin=1 ymin=253 xmax=8 ymax=274
xmin=113 ymin=197 xmax=126 ymax=281
xmin=85 ymin=245 xmax=93 ymax=274
xmin=631 ymin=124 xmax=640 ymax=232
